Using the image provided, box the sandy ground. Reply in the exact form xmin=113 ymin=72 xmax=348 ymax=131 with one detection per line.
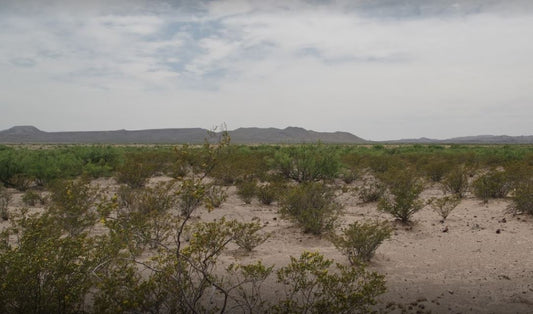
xmin=2 ymin=177 xmax=533 ymax=313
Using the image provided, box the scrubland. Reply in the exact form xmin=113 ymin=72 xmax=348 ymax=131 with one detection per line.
xmin=1 ymin=137 xmax=533 ymax=313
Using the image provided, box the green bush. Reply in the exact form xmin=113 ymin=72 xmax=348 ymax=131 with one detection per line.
xmin=237 ymin=180 xmax=257 ymax=204
xmin=0 ymin=187 xmax=10 ymax=220
xmin=115 ymin=153 xmax=157 ymax=188
xmin=271 ymin=144 xmax=340 ymax=182
xmin=429 ymin=195 xmax=461 ymax=220
xmin=358 ymin=180 xmax=385 ymax=203
xmin=48 ymin=180 xmax=99 ymax=236
xmin=204 ymin=184 xmax=228 ymax=208
xmin=472 ymin=170 xmax=511 ymax=202
xmin=423 ymin=159 xmax=452 ymax=182
xmin=256 ymin=182 xmax=283 ymax=205
xmin=378 ymin=169 xmax=424 ymax=224
xmin=332 ymin=220 xmax=392 ymax=263
xmin=0 ymin=211 xmax=96 ymax=313
xmin=231 ymin=218 xmax=270 ymax=252
xmin=274 ymin=251 xmax=386 ymax=313
xmin=280 ymin=182 xmax=341 ymax=235
xmin=22 ymin=190 xmax=46 ymax=206
xmin=508 ymin=180 xmax=533 ymax=215
xmin=443 ymin=166 xmax=470 ymax=197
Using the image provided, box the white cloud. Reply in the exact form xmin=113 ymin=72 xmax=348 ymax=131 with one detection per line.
xmin=1 ymin=1 xmax=533 ymax=139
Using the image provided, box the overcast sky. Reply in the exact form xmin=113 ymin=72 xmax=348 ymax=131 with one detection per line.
xmin=1 ymin=0 xmax=532 ymax=140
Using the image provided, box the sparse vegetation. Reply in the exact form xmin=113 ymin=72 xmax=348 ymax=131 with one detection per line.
xmin=358 ymin=180 xmax=385 ymax=203
xmin=429 ymin=195 xmax=461 ymax=220
xmin=1 ymin=142 xmax=533 ymax=312
xmin=236 ymin=179 xmax=257 ymax=204
xmin=275 ymin=251 xmax=386 ymax=313
xmin=280 ymin=182 xmax=342 ymax=235
xmin=378 ymin=169 xmax=424 ymax=224
xmin=0 ymin=186 xmax=10 ymax=220
xmin=508 ymin=180 xmax=533 ymax=215
xmin=443 ymin=166 xmax=470 ymax=197
xmin=472 ymin=170 xmax=512 ymax=202
xmin=332 ymin=220 xmax=392 ymax=263
xmin=231 ymin=218 xmax=270 ymax=252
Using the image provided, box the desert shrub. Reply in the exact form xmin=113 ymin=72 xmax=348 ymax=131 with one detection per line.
xmin=226 ymin=261 xmax=274 ymax=313
xmin=115 ymin=153 xmax=157 ymax=188
xmin=378 ymin=169 xmax=424 ymax=224
xmin=340 ymin=168 xmax=358 ymax=184
xmin=0 ymin=187 xmax=10 ymax=220
xmin=280 ymin=182 xmax=341 ymax=235
xmin=271 ymin=144 xmax=340 ymax=182
xmin=7 ymin=174 xmax=34 ymax=191
xmin=231 ymin=218 xmax=270 ymax=252
xmin=237 ymin=180 xmax=257 ymax=204
xmin=82 ymin=162 xmax=113 ymax=178
xmin=22 ymin=190 xmax=46 ymax=206
xmin=211 ymin=147 xmax=270 ymax=185
xmin=443 ymin=166 xmax=470 ymax=197
xmin=508 ymin=180 xmax=533 ymax=215
xmin=358 ymin=180 xmax=385 ymax=203
xmin=423 ymin=159 xmax=452 ymax=182
xmin=130 ymin=181 xmax=178 ymax=214
xmin=429 ymin=195 xmax=461 ymax=220
xmin=365 ymin=154 xmax=404 ymax=174
xmin=177 ymin=178 xmax=206 ymax=217
xmin=256 ymin=182 xmax=284 ymax=205
xmin=274 ymin=251 xmax=386 ymax=313
xmin=472 ymin=170 xmax=512 ymax=202
xmin=48 ymin=180 xmax=99 ymax=236
xmin=332 ymin=220 xmax=392 ymax=263
xmin=0 ymin=212 xmax=97 ymax=314
xmin=204 ymin=184 xmax=228 ymax=208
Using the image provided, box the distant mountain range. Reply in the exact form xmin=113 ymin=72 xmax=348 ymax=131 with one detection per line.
xmin=1 ymin=126 xmax=532 ymax=144
xmin=385 ymin=135 xmax=533 ymax=144
xmin=0 ymin=126 xmax=366 ymax=144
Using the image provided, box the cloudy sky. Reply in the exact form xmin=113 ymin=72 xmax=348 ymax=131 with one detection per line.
xmin=1 ymin=0 xmax=532 ymax=140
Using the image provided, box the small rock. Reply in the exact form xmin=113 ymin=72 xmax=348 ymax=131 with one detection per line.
xmin=500 ymin=218 xmax=507 ymax=223
xmin=448 ymin=290 xmax=454 ymax=295
xmin=442 ymin=226 xmax=449 ymax=233
xmin=496 ymin=229 xmax=501 ymax=234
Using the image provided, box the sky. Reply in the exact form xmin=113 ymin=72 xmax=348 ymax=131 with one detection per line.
xmin=1 ymin=0 xmax=532 ymax=141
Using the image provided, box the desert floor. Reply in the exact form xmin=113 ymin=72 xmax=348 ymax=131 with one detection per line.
xmin=3 ymin=176 xmax=533 ymax=314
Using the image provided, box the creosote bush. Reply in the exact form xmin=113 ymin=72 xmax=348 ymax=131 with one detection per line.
xmin=236 ymin=179 xmax=257 ymax=204
xmin=358 ymin=180 xmax=385 ymax=203
xmin=472 ymin=170 xmax=512 ymax=203
xmin=332 ymin=220 xmax=392 ymax=263
xmin=48 ymin=179 xmax=99 ymax=236
xmin=231 ymin=218 xmax=270 ymax=252
xmin=429 ymin=195 xmax=461 ymax=220
xmin=115 ymin=153 xmax=157 ymax=188
xmin=280 ymin=182 xmax=341 ymax=235
xmin=443 ymin=166 xmax=470 ymax=197
xmin=256 ymin=182 xmax=284 ymax=205
xmin=0 ymin=186 xmax=11 ymax=220
xmin=508 ymin=180 xmax=533 ymax=215
xmin=22 ymin=190 xmax=46 ymax=206
xmin=274 ymin=251 xmax=386 ymax=313
xmin=272 ymin=144 xmax=340 ymax=182
xmin=205 ymin=184 xmax=228 ymax=208
xmin=378 ymin=169 xmax=424 ymax=224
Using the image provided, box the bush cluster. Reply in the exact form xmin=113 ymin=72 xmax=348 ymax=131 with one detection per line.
xmin=280 ymin=182 xmax=341 ymax=235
